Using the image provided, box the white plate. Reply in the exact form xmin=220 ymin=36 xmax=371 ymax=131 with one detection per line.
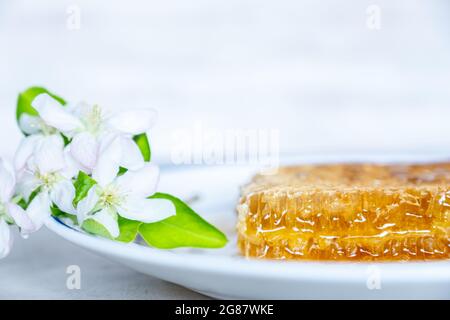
xmin=46 ymin=155 xmax=450 ymax=299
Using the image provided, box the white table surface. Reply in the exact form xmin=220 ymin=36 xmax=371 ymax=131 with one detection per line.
xmin=0 ymin=228 xmax=208 ymax=299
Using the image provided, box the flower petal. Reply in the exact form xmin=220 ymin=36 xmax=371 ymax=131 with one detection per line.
xmin=70 ymin=132 xmax=99 ymax=170
xmin=26 ymin=192 xmax=51 ymax=231
xmin=14 ymin=135 xmax=43 ymax=172
xmin=16 ymin=171 xmax=41 ymax=202
xmin=32 ymin=93 xmax=82 ymax=133
xmin=92 ymin=136 xmax=121 ymax=187
xmin=115 ymin=163 xmax=159 ymax=198
xmin=7 ymin=203 xmax=35 ymax=234
xmin=87 ymin=208 xmax=120 ymax=238
xmin=0 ymin=218 xmax=12 ymax=259
xmin=0 ymin=159 xmax=16 ymax=203
xmin=18 ymin=114 xmax=42 ymax=135
xmin=67 ymin=101 xmax=95 ymax=120
xmin=107 ymin=109 xmax=157 ymax=135
xmin=117 ymin=196 xmax=175 ymax=223
xmin=61 ymin=146 xmax=87 ymax=179
xmin=119 ymin=136 xmax=144 ymax=170
xmin=51 ymin=180 xmax=76 ymax=215
xmin=34 ymin=134 xmax=65 ymax=174
xmin=97 ymin=131 xmax=120 ymax=152
xmin=76 ymin=185 xmax=99 ymax=225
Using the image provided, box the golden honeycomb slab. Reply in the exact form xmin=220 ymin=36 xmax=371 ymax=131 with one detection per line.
xmin=237 ymin=163 xmax=450 ymax=261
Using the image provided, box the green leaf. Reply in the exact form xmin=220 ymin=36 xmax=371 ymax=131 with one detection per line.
xmin=28 ymin=189 xmax=40 ymax=204
xmin=17 ymin=198 xmax=28 ymax=210
xmin=82 ymin=218 xmax=114 ymax=239
xmin=62 ymin=134 xmax=71 ymax=146
xmin=17 ymin=188 xmax=40 ymax=210
xmin=82 ymin=215 xmax=141 ymax=242
xmin=73 ymin=171 xmax=97 ymax=207
xmin=134 ymin=133 xmax=151 ymax=162
xmin=51 ymin=206 xmax=77 ymax=225
xmin=16 ymin=86 xmax=66 ymax=121
xmin=139 ymin=193 xmax=228 ymax=249
xmin=116 ymin=216 xmax=142 ymax=243
xmin=118 ymin=167 xmax=128 ymax=176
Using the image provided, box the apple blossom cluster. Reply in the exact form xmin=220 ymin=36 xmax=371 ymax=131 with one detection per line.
xmin=0 ymin=93 xmax=176 ymax=258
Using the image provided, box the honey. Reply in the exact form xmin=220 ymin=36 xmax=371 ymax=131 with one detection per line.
xmin=237 ymin=163 xmax=450 ymax=261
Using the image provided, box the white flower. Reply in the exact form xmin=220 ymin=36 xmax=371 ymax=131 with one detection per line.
xmin=0 ymin=159 xmax=34 ymax=258
xmin=15 ymin=135 xmax=78 ymax=231
xmin=16 ymin=97 xmax=64 ymax=171
xmin=15 ymin=134 xmax=55 ymax=175
xmin=19 ymin=113 xmax=58 ymax=136
xmin=76 ymin=137 xmax=175 ymax=238
xmin=32 ymin=93 xmax=157 ymax=173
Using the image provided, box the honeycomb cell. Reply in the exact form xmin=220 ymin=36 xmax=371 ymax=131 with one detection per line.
xmin=237 ymin=163 xmax=450 ymax=261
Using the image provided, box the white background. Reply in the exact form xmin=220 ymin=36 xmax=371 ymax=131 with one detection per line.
xmin=1 ymin=0 xmax=450 ymax=163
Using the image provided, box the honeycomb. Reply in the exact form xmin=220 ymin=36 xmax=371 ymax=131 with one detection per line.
xmin=237 ymin=163 xmax=450 ymax=261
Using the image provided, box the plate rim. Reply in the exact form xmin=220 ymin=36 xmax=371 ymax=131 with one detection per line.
xmin=46 ymin=155 xmax=450 ymax=286
xmin=46 ymin=215 xmax=450 ymax=285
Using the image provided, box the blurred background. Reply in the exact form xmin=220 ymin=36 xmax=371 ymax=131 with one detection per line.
xmin=1 ymin=0 xmax=450 ymax=163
